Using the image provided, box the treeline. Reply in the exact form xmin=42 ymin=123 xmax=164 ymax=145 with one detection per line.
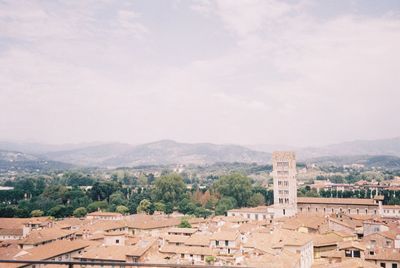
xmin=298 ymin=186 xmax=400 ymax=205
xmin=0 ymin=172 xmax=273 ymax=218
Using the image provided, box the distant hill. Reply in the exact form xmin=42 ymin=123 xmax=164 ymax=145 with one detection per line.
xmin=44 ymin=143 xmax=133 ymax=166
xmin=250 ymin=137 xmax=400 ymax=159
xmin=0 ymin=150 xmax=73 ymax=172
xmin=304 ymin=155 xmax=400 ymax=170
xmin=1 ymin=137 xmax=400 ymax=169
xmin=0 ymin=141 xmax=104 ymax=154
xmin=42 ymin=140 xmax=271 ymax=167
xmin=297 ymin=137 xmax=400 ymax=159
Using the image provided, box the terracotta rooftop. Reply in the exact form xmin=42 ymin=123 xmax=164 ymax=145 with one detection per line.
xmin=184 ymin=234 xmax=210 ymax=247
xmin=297 ymin=197 xmax=378 ymax=206
xmin=365 ymin=248 xmax=400 ymax=261
xmin=0 ymin=228 xmax=23 ymax=236
xmin=14 ymin=240 xmax=94 ymax=264
xmin=164 ymin=234 xmax=190 ymax=244
xmin=312 ymin=233 xmax=343 ymax=247
xmin=0 ymin=217 xmax=51 ymax=230
xmin=126 ymin=215 xmax=181 ymax=230
xmin=210 ymin=231 xmax=239 ymax=241
xmin=18 ymin=228 xmax=75 ymax=245
xmin=167 ymin=227 xmax=197 ymax=234
xmin=338 ymin=240 xmax=367 ymax=251
xmin=282 ymin=214 xmax=326 ymax=231
xmin=228 ymin=206 xmax=271 ymax=213
xmin=160 ymin=245 xmax=214 ymax=256
xmin=87 ymin=212 xmax=122 ymax=217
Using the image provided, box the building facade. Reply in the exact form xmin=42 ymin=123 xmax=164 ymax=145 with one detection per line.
xmin=272 ymin=151 xmax=298 ymax=217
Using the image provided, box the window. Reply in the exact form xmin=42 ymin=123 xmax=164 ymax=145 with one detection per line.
xmin=181 ymin=254 xmax=184 ymax=258
xmin=386 ymin=240 xmax=392 ymax=247
xmin=380 ymin=263 xmax=386 ymax=268
xmin=116 ymin=239 xmax=119 ymax=244
xmin=353 ymin=250 xmax=361 ymax=258
xmin=225 ymin=240 xmax=229 ymax=246
xmin=283 ymin=209 xmax=286 ymax=216
xmin=345 ymin=250 xmax=352 ymax=257
xmin=392 ymin=263 xmax=397 ymax=268
xmin=201 ymin=255 xmax=204 ymax=261
xmin=216 ymin=241 xmax=219 ymax=246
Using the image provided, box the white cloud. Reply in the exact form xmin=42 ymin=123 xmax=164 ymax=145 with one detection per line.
xmin=0 ymin=0 xmax=399 ymax=146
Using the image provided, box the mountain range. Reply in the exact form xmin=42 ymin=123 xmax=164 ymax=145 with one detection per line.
xmin=0 ymin=137 xmax=399 ymax=168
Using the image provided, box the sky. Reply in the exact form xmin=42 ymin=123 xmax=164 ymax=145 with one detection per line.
xmin=0 ymin=0 xmax=400 ymax=147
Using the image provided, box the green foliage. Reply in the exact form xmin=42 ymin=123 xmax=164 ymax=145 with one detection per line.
xmin=164 ymin=203 xmax=174 ymax=215
xmin=213 ymin=173 xmax=252 ymax=207
xmin=248 ymin=193 xmax=266 ymax=207
xmin=215 ymin=197 xmax=237 ymax=215
xmin=48 ymin=205 xmax=67 ymax=218
xmin=137 ymin=199 xmax=152 ymax=214
xmin=194 ymin=207 xmax=212 ymax=218
xmin=87 ymin=201 xmax=108 ymax=212
xmin=178 ymin=218 xmax=192 ymax=228
xmin=30 ymin=209 xmax=44 ymax=217
xmin=116 ymin=205 xmax=129 ymax=215
xmin=205 ymin=256 xmax=216 ymax=264
xmin=154 ymin=202 xmax=166 ymax=212
xmin=152 ymin=173 xmax=186 ymax=206
xmin=63 ymin=172 xmax=95 ymax=186
xmin=178 ymin=198 xmax=197 ymax=215
xmin=73 ymin=207 xmax=87 ymax=218
xmin=90 ymin=181 xmax=122 ymax=202
xmin=109 ymin=191 xmax=127 ymax=206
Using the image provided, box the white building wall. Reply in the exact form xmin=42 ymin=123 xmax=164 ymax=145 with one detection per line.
xmin=272 ymin=151 xmax=297 ymax=218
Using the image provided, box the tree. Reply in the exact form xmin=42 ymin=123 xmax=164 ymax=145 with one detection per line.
xmin=109 ymin=191 xmax=127 ymax=206
xmin=215 ymin=197 xmax=237 ymax=215
xmin=48 ymin=205 xmax=67 ymax=218
xmin=213 ymin=173 xmax=252 ymax=207
xmin=178 ymin=218 xmax=192 ymax=228
xmin=152 ymin=173 xmax=186 ymax=206
xmin=164 ymin=203 xmax=174 ymax=215
xmin=31 ymin=209 xmax=44 ymax=217
xmin=73 ymin=207 xmax=87 ymax=218
xmin=178 ymin=198 xmax=197 ymax=215
xmin=154 ymin=202 xmax=166 ymax=212
xmin=194 ymin=207 xmax=212 ymax=218
xmin=90 ymin=181 xmax=121 ymax=202
xmin=116 ymin=205 xmax=129 ymax=215
xmin=87 ymin=201 xmax=108 ymax=212
xmin=137 ymin=199 xmax=152 ymax=214
xmin=248 ymin=193 xmax=265 ymax=207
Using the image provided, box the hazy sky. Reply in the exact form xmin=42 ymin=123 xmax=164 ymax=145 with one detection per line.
xmin=1 ymin=0 xmax=400 ymax=147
